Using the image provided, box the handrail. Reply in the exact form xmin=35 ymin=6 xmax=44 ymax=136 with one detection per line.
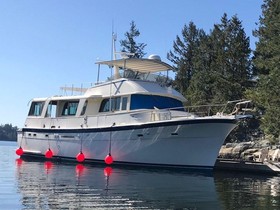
xmin=93 ymin=100 xmax=251 ymax=119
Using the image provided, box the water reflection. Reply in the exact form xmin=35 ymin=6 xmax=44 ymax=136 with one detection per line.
xmin=15 ymin=158 xmax=221 ymax=209
xmin=214 ymin=171 xmax=280 ymax=209
xmin=0 ymin=141 xmax=280 ymax=209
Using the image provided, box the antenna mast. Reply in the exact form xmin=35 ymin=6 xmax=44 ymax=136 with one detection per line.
xmin=112 ymin=33 xmax=120 ymax=79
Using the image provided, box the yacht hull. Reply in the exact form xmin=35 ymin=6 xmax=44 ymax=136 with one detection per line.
xmin=17 ymin=118 xmax=236 ymax=168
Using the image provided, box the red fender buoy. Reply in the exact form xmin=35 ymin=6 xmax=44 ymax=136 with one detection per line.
xmin=16 ymin=147 xmax=24 ymax=156
xmin=45 ymin=149 xmax=53 ymax=159
xmin=76 ymin=152 xmax=85 ymax=162
xmin=104 ymin=154 xmax=114 ymax=165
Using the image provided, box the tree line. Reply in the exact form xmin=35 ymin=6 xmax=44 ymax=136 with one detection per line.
xmin=0 ymin=124 xmax=18 ymax=141
xmin=120 ymin=0 xmax=279 ymax=143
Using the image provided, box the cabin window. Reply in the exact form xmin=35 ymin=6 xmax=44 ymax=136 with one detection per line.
xmin=46 ymin=101 xmax=57 ymax=118
xmin=121 ymin=97 xmax=128 ymax=110
xmin=62 ymin=101 xmax=79 ymax=116
xmin=99 ymin=98 xmax=110 ymax=112
xmin=99 ymin=96 xmax=124 ymax=112
xmin=130 ymin=94 xmax=183 ymax=110
xmin=28 ymin=101 xmax=44 ymax=116
xmin=113 ymin=97 xmax=121 ymax=111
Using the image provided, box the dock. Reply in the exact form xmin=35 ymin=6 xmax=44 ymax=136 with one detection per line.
xmin=214 ymin=159 xmax=280 ymax=175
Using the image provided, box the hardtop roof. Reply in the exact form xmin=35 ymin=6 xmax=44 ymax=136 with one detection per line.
xmin=96 ymin=58 xmax=173 ymax=73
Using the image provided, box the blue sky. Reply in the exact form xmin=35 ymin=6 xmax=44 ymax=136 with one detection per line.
xmin=0 ymin=0 xmax=263 ymax=127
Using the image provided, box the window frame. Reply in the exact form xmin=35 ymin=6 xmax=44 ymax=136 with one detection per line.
xmin=99 ymin=96 xmax=128 ymax=112
xmin=28 ymin=101 xmax=45 ymax=116
xmin=61 ymin=100 xmax=79 ymax=116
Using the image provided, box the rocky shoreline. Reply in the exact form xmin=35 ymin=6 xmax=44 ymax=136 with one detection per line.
xmin=219 ymin=140 xmax=280 ymax=163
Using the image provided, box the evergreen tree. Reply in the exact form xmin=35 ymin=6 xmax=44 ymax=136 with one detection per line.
xmin=250 ymin=0 xmax=280 ymax=140
xmin=167 ymin=22 xmax=206 ymax=96
xmin=120 ymin=21 xmax=147 ymax=58
xmin=0 ymin=124 xmax=18 ymax=141
xmin=187 ymin=14 xmax=251 ymax=106
xmin=208 ymin=14 xmax=251 ymax=103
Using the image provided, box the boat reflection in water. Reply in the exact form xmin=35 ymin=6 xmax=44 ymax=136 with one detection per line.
xmin=15 ymin=158 xmax=222 ymax=209
xmin=214 ymin=170 xmax=280 ymax=209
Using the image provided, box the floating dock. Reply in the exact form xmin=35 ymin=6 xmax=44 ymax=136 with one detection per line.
xmin=214 ymin=159 xmax=280 ymax=175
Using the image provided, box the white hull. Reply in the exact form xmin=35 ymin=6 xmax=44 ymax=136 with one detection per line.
xmin=18 ymin=118 xmax=236 ymax=168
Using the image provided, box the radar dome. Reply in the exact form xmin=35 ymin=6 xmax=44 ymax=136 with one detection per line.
xmin=148 ymin=54 xmax=161 ymax=61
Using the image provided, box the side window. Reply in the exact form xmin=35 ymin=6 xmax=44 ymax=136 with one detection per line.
xmin=130 ymin=94 xmax=184 ymax=110
xmin=28 ymin=101 xmax=44 ymax=116
xmin=62 ymin=101 xmax=79 ymax=116
xmin=121 ymin=97 xmax=128 ymax=110
xmin=46 ymin=101 xmax=57 ymax=118
xmin=112 ymin=97 xmax=121 ymax=111
xmin=99 ymin=99 xmax=110 ymax=112
xmin=99 ymin=97 xmax=122 ymax=112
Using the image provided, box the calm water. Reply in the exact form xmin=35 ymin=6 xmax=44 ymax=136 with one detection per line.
xmin=1 ymin=141 xmax=280 ymax=210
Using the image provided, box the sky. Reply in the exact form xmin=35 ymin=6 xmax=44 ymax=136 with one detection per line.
xmin=0 ymin=0 xmax=263 ymax=127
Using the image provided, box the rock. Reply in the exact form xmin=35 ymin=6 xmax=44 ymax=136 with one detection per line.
xmin=219 ymin=146 xmax=234 ymax=159
xmin=241 ymin=148 xmax=259 ymax=158
xmin=231 ymin=142 xmax=253 ymax=155
xmin=254 ymin=140 xmax=271 ymax=148
xmin=218 ymin=140 xmax=280 ymax=163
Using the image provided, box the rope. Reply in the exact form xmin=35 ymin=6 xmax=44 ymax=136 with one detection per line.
xmin=109 ymin=122 xmax=116 ymax=155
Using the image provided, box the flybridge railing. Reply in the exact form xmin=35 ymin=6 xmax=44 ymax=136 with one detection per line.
xmin=115 ymin=70 xmax=172 ymax=84
xmin=60 ymin=82 xmax=94 ymax=96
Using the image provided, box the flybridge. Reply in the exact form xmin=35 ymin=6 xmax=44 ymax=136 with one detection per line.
xmin=96 ymin=57 xmax=173 ymax=74
xmin=59 ymin=55 xmax=174 ymax=96
xmin=95 ymin=55 xmax=173 ymax=84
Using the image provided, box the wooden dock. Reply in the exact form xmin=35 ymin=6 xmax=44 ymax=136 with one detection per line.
xmin=214 ymin=159 xmax=280 ymax=175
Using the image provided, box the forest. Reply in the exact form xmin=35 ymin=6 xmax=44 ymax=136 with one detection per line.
xmin=120 ymin=0 xmax=279 ymax=143
xmin=0 ymin=124 xmax=18 ymax=141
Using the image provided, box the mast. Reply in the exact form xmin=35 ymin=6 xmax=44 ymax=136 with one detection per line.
xmin=112 ymin=33 xmax=120 ymax=79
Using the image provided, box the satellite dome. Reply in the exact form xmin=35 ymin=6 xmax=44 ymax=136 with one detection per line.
xmin=148 ymin=54 xmax=161 ymax=61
